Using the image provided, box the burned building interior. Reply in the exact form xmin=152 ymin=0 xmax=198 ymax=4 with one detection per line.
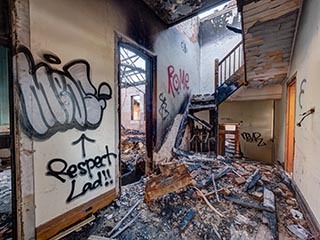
xmin=0 ymin=0 xmax=320 ymax=239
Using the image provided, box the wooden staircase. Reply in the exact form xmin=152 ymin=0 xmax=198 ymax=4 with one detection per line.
xmin=174 ymin=41 xmax=245 ymax=156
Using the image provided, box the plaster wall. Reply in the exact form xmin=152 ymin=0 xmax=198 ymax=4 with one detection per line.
xmin=199 ymin=7 xmax=241 ymax=93
xmin=219 ymin=100 xmax=274 ymax=164
xmin=154 ymin=17 xmax=201 ymax=149
xmin=275 ymin=0 xmax=320 ymax=225
xmin=120 ymin=85 xmax=145 ymax=132
xmin=21 ymin=0 xmax=201 ymax=228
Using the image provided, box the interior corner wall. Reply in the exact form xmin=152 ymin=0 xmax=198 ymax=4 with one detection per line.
xmin=277 ymin=0 xmax=320 ymax=226
xmin=274 ymin=97 xmax=286 ymax=164
xmin=199 ymin=7 xmax=241 ymax=93
xmin=154 ymin=18 xmax=201 ymax=150
xmin=219 ymin=100 xmax=274 ymax=164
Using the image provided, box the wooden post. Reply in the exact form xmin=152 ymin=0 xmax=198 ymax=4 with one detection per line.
xmin=214 ymin=58 xmax=219 ymax=91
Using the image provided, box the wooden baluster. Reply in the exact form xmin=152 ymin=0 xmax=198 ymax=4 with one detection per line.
xmin=214 ymin=59 xmax=219 ymax=90
xmin=229 ymin=56 xmax=231 ymax=79
xmin=233 ymin=51 xmax=236 ymax=73
xmin=219 ymin=65 xmax=222 ymax=85
xmin=224 ymin=61 xmax=226 ymax=84
xmin=238 ymin=45 xmax=241 ymax=69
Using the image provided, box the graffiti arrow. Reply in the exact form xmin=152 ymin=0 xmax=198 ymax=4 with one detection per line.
xmin=72 ymin=133 xmax=96 ymax=158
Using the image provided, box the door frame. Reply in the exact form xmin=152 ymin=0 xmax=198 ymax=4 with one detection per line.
xmin=115 ymin=33 xmax=157 ymax=177
xmin=285 ymin=76 xmax=296 ymax=173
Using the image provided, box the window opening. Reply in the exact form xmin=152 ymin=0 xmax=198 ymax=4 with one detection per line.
xmin=131 ymin=95 xmax=141 ymax=121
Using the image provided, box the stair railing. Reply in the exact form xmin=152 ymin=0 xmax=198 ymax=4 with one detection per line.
xmin=214 ymin=41 xmax=244 ymax=89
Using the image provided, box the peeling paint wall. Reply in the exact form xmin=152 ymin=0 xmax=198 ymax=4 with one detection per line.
xmin=275 ymin=0 xmax=320 ymax=225
xmin=154 ymin=17 xmax=201 ymax=149
xmin=219 ymin=100 xmax=274 ymax=164
xmin=199 ymin=5 xmax=241 ymax=93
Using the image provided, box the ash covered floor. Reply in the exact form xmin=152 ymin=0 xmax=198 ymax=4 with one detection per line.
xmin=0 ymin=169 xmax=13 ymax=239
xmin=63 ymin=155 xmax=312 ymax=240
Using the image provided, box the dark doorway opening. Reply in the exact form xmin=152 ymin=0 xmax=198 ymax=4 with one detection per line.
xmin=116 ymin=39 xmax=155 ymax=186
xmin=0 ymin=0 xmax=14 ymax=239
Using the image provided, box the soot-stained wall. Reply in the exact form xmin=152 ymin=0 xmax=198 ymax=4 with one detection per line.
xmin=19 ymin=0 xmax=201 ymax=228
xmin=154 ymin=17 xmax=201 ymax=149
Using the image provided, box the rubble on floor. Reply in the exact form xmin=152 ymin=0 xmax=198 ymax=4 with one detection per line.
xmin=0 ymin=169 xmax=12 ymax=240
xmin=120 ymin=128 xmax=146 ymax=185
xmin=64 ymin=155 xmax=312 ymax=240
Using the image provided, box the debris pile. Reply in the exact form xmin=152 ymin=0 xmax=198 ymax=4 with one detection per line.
xmin=65 ymin=155 xmax=313 ymax=240
xmin=121 ymin=129 xmax=146 ymax=185
xmin=0 ymin=170 xmax=12 ymax=240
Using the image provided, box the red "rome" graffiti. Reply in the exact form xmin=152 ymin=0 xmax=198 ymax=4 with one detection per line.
xmin=167 ymin=65 xmax=190 ymax=98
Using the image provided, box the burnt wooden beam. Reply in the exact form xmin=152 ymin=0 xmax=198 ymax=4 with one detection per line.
xmin=144 ymin=163 xmax=193 ymax=202
xmin=179 ymin=209 xmax=196 ymax=231
xmin=224 ymin=196 xmax=274 ymax=212
xmin=187 ymin=114 xmax=213 ymax=130
xmin=263 ymin=188 xmax=277 ymax=239
xmin=244 ymin=169 xmax=261 ymax=191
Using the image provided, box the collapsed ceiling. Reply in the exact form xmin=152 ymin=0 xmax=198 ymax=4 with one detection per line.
xmin=142 ymin=0 xmax=229 ymax=25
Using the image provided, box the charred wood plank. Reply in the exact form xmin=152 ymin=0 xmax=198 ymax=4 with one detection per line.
xmin=263 ymin=187 xmax=277 ymax=239
xmin=211 ymin=173 xmax=220 ymax=202
xmin=179 ymin=209 xmax=196 ymax=231
xmin=263 ymin=211 xmax=277 ymax=240
xmin=202 ymin=167 xmax=232 ymax=187
xmin=145 ymin=163 xmax=193 ymax=202
xmin=224 ymin=196 xmax=273 ymax=212
xmin=264 ymin=188 xmax=275 ymax=212
xmin=244 ymin=169 xmax=261 ymax=191
xmin=107 ymin=200 xmax=141 ymax=236
xmin=187 ymin=114 xmax=213 ymax=130
xmin=214 ymin=167 xmax=233 ymax=180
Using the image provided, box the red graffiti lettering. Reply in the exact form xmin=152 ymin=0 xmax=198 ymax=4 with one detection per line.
xmin=167 ymin=65 xmax=190 ymax=98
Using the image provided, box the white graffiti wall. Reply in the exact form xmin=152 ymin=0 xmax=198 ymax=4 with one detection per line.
xmin=29 ymin=0 xmax=118 ymax=227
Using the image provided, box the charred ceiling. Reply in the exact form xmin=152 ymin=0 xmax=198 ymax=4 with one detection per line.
xmin=142 ymin=0 xmax=229 ymax=25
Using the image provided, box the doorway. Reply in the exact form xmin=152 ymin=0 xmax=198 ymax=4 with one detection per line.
xmin=285 ymin=78 xmax=296 ymax=174
xmin=116 ymin=39 xmax=155 ymax=185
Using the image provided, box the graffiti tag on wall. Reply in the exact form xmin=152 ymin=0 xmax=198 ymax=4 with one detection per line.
xmin=241 ymin=132 xmax=267 ymax=147
xmin=299 ymin=79 xmax=307 ymax=109
xmin=167 ymin=65 xmax=190 ymax=98
xmin=16 ymin=46 xmax=112 ymax=140
xmin=46 ymin=144 xmax=117 ymax=203
xmin=159 ymin=92 xmax=169 ymax=121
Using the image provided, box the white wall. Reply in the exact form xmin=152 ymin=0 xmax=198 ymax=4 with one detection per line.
xmin=275 ymin=0 xmax=320 ymax=225
xmin=219 ymin=100 xmax=274 ymax=163
xmin=199 ymin=7 xmax=242 ymax=93
xmin=154 ymin=18 xmax=201 ymax=149
xmin=121 ymin=85 xmax=145 ymax=132
xmin=29 ymin=0 xmax=120 ymax=226
xmin=21 ymin=0 xmax=202 ymax=229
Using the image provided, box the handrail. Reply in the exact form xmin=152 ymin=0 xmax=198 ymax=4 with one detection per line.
xmin=215 ymin=41 xmax=244 ymax=87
